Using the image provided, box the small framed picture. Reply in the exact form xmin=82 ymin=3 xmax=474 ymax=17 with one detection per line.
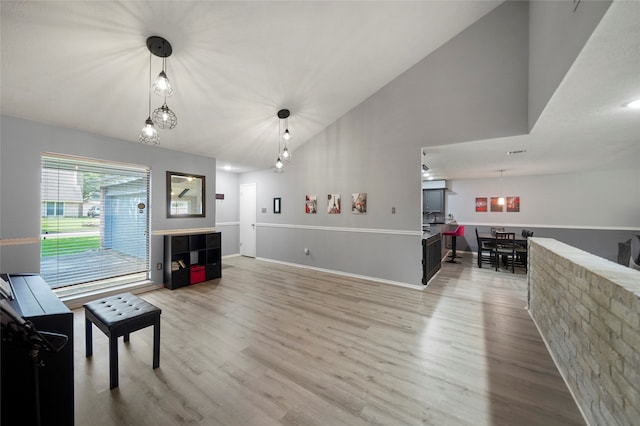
xmin=490 ymin=197 xmax=503 ymax=212
xmin=352 ymin=193 xmax=367 ymax=214
xmin=273 ymin=197 xmax=281 ymax=214
xmin=305 ymin=195 xmax=317 ymax=214
xmin=328 ymin=193 xmax=341 ymax=214
xmin=475 ymin=197 xmax=487 ymax=212
xmin=507 ymin=196 xmax=520 ymax=212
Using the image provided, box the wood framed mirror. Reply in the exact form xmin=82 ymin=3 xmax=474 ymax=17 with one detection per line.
xmin=167 ymin=171 xmax=205 ymax=218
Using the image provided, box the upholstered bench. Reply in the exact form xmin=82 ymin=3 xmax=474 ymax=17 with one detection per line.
xmin=84 ymin=292 xmax=161 ymax=389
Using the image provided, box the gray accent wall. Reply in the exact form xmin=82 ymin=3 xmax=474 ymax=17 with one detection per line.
xmin=528 ymin=0 xmax=611 ymax=130
xmin=240 ymin=1 xmax=530 ymax=286
xmin=0 ymin=116 xmax=217 ymax=285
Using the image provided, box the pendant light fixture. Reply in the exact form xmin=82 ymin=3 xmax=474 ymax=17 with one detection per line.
xmin=278 ymin=109 xmax=292 ymax=163
xmin=139 ymin=36 xmax=177 ymax=143
xmin=139 ymin=51 xmax=159 ymax=145
xmin=274 ymin=109 xmax=291 ymax=172
xmin=498 ymin=169 xmax=505 ymax=205
xmin=148 ymin=36 xmax=177 ymax=129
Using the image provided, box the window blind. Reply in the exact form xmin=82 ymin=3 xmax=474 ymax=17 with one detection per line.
xmin=41 ymin=153 xmax=150 ymax=289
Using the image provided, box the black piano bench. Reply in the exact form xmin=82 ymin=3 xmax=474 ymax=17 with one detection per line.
xmin=84 ymin=292 xmax=161 ymax=389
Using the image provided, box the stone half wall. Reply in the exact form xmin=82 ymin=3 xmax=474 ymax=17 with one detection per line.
xmin=528 ymin=238 xmax=640 ymax=426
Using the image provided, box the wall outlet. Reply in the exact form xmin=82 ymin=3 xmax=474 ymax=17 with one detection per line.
xmin=261 ymin=207 xmax=267 ymax=213
xmin=156 ymin=263 xmax=163 ymax=270
xmin=391 ymin=207 xmax=396 ymax=214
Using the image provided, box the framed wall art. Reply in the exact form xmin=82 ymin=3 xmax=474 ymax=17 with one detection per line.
xmin=305 ymin=195 xmax=317 ymax=214
xmin=475 ymin=197 xmax=487 ymax=212
xmin=328 ymin=193 xmax=341 ymax=214
xmin=352 ymin=193 xmax=367 ymax=214
xmin=490 ymin=197 xmax=503 ymax=212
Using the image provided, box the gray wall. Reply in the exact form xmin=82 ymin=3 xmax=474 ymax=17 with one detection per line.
xmin=240 ymin=1 xmax=530 ymax=286
xmin=445 ymin=169 xmax=640 ymax=261
xmin=528 ymin=0 xmax=611 ymax=130
xmin=0 ymin=116 xmax=217 ymax=285
xmin=215 ymin=170 xmax=240 ymax=256
xmin=447 ymin=169 xmax=639 ymax=229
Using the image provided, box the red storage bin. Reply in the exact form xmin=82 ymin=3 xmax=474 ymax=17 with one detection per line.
xmin=190 ymin=265 xmax=205 ymax=284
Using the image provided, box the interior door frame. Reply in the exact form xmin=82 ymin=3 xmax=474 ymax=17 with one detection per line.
xmin=239 ymin=182 xmax=257 ymax=257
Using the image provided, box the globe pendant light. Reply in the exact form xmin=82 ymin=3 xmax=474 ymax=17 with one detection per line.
xmin=139 ymin=117 xmax=159 ymax=144
xmin=152 ymin=97 xmax=177 ymax=129
xmin=139 ymin=52 xmax=159 ymax=145
xmin=282 ymin=145 xmax=291 ymax=162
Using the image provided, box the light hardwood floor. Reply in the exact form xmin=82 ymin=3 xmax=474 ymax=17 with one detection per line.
xmin=73 ymin=253 xmax=585 ymax=426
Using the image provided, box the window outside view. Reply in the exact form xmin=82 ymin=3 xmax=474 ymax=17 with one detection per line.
xmin=40 ymin=154 xmax=150 ymax=292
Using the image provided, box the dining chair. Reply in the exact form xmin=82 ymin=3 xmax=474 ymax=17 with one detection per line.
xmin=517 ymin=229 xmax=533 ymax=269
xmin=493 ymin=231 xmax=516 ymax=273
xmin=475 ymin=227 xmax=495 ymax=268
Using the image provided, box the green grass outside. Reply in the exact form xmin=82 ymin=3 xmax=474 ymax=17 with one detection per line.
xmin=42 ymin=217 xmax=99 ymax=233
xmin=41 ymin=236 xmax=100 ymax=257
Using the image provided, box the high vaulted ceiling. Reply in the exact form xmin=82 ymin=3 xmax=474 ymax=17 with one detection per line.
xmin=1 ymin=0 xmax=502 ymax=173
xmin=423 ymin=0 xmax=640 ymax=181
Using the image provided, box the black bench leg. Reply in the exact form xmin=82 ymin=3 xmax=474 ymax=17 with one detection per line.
xmin=124 ymin=333 xmax=130 ymax=343
xmin=109 ymin=336 xmax=118 ymax=389
xmin=153 ymin=315 xmax=160 ymax=369
xmin=85 ymin=318 xmax=93 ymax=357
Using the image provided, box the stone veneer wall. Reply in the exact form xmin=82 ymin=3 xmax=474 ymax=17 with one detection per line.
xmin=528 ymin=238 xmax=640 ymax=426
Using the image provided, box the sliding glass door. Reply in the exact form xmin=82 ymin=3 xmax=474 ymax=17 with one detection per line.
xmin=41 ymin=153 xmax=150 ymax=290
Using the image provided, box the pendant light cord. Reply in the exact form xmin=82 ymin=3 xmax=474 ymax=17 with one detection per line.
xmin=148 ymin=52 xmax=152 ymax=117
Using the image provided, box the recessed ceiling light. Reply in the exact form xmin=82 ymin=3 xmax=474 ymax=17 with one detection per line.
xmin=624 ymin=99 xmax=640 ymax=109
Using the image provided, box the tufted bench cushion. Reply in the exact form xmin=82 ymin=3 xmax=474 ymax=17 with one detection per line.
xmin=84 ymin=292 xmax=161 ymax=389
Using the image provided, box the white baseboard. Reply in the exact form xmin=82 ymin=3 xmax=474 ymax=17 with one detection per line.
xmin=255 ymin=257 xmax=424 ymax=291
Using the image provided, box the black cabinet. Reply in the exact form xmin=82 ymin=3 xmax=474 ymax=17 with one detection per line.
xmin=422 ymin=233 xmax=442 ymax=285
xmin=163 ymin=232 xmax=221 ymax=289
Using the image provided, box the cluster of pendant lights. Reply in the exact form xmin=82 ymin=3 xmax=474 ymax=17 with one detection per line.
xmin=274 ymin=109 xmax=293 ymax=172
xmin=139 ymin=36 xmax=177 ymax=145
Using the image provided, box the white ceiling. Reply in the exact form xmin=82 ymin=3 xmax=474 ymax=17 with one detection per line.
xmin=0 ymin=0 xmax=503 ymax=173
xmin=423 ymin=0 xmax=640 ymax=181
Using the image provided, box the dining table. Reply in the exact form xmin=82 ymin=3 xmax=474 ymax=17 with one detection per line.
xmin=477 ymin=232 xmax=528 ymax=245
xmin=477 ymin=231 xmax=529 ymax=270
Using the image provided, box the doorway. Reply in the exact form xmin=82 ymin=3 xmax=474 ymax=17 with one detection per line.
xmin=239 ymin=183 xmax=257 ymax=257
